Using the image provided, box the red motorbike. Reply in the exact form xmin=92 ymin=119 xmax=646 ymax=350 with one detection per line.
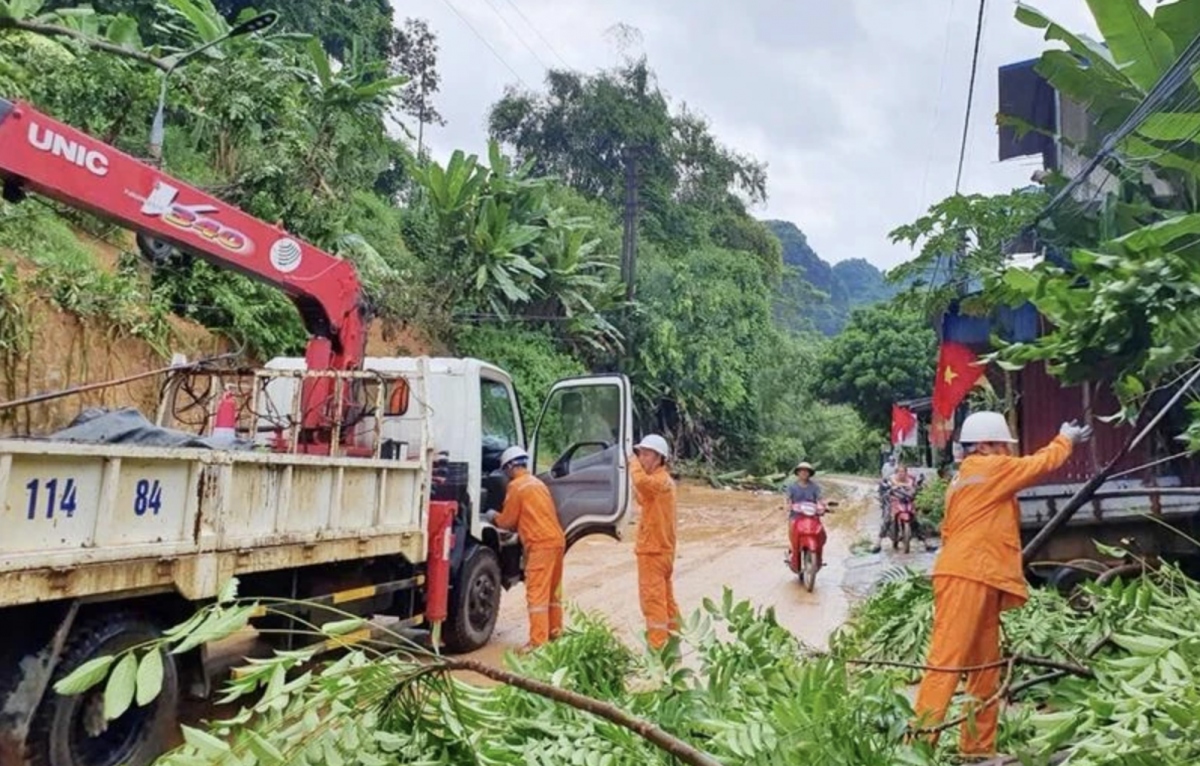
xmin=887 ymin=486 xmax=917 ymax=554
xmin=788 ymin=500 xmax=837 ymax=592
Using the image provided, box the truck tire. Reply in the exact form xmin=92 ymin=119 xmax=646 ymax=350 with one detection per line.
xmin=442 ymin=546 xmax=501 ymax=653
xmin=27 ymin=613 xmax=179 ymax=766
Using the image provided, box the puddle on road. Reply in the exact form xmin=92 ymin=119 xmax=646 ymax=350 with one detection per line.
xmin=187 ymin=476 xmax=941 ymax=725
xmin=466 ymin=476 xmax=938 ymax=660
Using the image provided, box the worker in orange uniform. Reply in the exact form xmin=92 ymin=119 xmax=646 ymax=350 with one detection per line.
xmin=913 ymin=412 xmax=1091 ymax=756
xmin=488 ymin=446 xmax=566 ymax=651
xmin=630 ymin=434 xmax=679 ymax=650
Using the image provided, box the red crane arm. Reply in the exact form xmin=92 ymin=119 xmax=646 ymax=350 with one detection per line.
xmin=0 ymin=98 xmax=368 ymax=376
xmin=0 ymin=98 xmax=371 ymax=448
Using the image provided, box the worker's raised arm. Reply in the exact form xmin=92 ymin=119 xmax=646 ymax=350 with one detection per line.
xmin=629 ymin=453 xmax=672 ymax=494
xmin=493 ymin=481 xmax=523 ymax=531
xmin=992 ymin=434 xmax=1074 ymax=496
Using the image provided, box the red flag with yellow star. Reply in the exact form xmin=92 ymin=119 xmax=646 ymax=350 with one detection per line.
xmin=931 ymin=341 xmax=985 ymax=420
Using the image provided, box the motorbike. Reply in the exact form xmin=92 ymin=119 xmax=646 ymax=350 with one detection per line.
xmin=788 ymin=500 xmax=838 ymax=592
xmin=886 ymin=485 xmax=917 ymax=554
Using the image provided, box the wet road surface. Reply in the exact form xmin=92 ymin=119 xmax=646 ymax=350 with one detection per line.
xmin=184 ymin=475 xmax=939 ymax=726
xmin=467 ymin=475 xmax=936 ymax=664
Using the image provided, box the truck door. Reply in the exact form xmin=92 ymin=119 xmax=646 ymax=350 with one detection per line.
xmin=530 ymin=375 xmax=633 ymax=548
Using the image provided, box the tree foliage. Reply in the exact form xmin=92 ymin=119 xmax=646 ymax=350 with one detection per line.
xmin=817 ymin=304 xmax=937 ymax=432
xmin=2 ymin=1 xmax=888 ymax=473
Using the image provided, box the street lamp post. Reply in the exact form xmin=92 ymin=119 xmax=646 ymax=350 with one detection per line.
xmin=147 ymin=10 xmax=278 ymax=163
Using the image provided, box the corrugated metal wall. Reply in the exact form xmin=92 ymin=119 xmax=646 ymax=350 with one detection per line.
xmin=1017 ymin=360 xmax=1147 ymax=483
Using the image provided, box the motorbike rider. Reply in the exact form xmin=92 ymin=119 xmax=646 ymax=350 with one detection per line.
xmin=870 ymin=464 xmax=936 ymax=553
xmin=785 ymin=462 xmax=822 ymax=560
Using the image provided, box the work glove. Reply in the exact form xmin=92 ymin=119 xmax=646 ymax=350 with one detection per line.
xmin=1059 ymin=420 xmax=1094 ymax=445
xmin=482 ymin=509 xmax=499 ymax=524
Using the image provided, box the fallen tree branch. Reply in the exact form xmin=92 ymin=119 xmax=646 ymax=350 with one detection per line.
xmin=1007 ymin=633 xmax=1112 ymax=701
xmin=846 ymin=655 xmax=1093 ymax=679
xmin=913 ymin=657 xmax=1017 ymax=735
xmin=434 ymin=659 xmax=724 ymax=766
xmin=0 ymin=17 xmax=170 ymax=71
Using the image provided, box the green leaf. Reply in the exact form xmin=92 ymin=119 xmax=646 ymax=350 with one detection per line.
xmin=306 ymin=36 xmax=333 ymax=89
xmin=181 ymin=724 xmax=231 ymax=757
xmin=103 ymin=653 xmax=137 ymax=720
xmin=172 ymin=604 xmax=254 ymax=655
xmin=1085 ymin=0 xmax=1177 ymax=92
xmin=1111 ymin=214 xmax=1200 ymax=252
xmin=164 ymin=0 xmax=224 ymax=43
xmin=320 ymin=617 xmax=368 ymax=636
xmin=1112 ymin=633 xmax=1176 ymax=654
xmin=218 ymin=578 xmax=239 ymax=604
xmin=1094 ymin=540 xmax=1130 ymax=558
xmin=1136 ymin=112 xmax=1200 ymax=144
xmin=53 ymin=655 xmax=115 ymax=695
xmin=104 ymin=14 xmax=141 ymax=47
xmin=135 ymin=649 xmax=164 ymax=707
xmin=246 ymin=730 xmax=285 ymax=764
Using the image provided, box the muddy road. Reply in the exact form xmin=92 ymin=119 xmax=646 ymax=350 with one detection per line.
xmin=467 ymin=474 xmax=924 ymax=661
xmin=184 ymin=475 xmax=935 ymax=731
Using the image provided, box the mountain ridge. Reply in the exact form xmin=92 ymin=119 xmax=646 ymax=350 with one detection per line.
xmin=764 ymin=219 xmax=898 ymax=335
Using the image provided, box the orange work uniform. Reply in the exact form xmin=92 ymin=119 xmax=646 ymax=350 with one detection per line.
xmin=494 ymin=467 xmax=566 ymax=647
xmin=914 ymin=435 xmax=1073 ymax=754
xmin=631 ymin=457 xmax=679 ymax=649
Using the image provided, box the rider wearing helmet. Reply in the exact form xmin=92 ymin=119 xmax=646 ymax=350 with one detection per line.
xmin=630 ymin=434 xmax=679 ymax=650
xmin=488 ymin=445 xmax=566 ymax=650
xmin=913 ymin=411 xmax=1092 ymax=756
xmin=870 ymin=464 xmax=936 ymax=554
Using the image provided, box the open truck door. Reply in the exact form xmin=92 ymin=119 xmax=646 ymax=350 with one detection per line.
xmin=530 ymin=374 xmax=633 ymax=548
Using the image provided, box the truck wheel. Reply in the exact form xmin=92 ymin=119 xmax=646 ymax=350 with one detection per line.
xmin=442 ymin=546 xmax=501 ymax=653
xmin=27 ymin=613 xmax=179 ymax=766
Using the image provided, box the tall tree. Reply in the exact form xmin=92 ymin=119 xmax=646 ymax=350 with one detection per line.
xmin=488 ymin=58 xmax=769 ymax=258
xmin=393 ymin=17 xmax=444 ymax=156
xmin=816 ymin=303 xmax=937 ymax=431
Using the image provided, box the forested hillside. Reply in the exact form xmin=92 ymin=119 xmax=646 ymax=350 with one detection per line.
xmin=765 ymin=220 xmax=897 ymax=335
xmin=0 ymin=0 xmax=927 ymax=472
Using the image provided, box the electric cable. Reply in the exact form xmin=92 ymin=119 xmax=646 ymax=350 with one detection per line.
xmin=437 ymin=0 xmax=530 ymax=88
xmin=499 ymin=0 xmax=572 ymax=70
xmin=954 ymin=0 xmax=988 ymax=195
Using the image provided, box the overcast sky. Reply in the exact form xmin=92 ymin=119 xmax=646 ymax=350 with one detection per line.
xmin=400 ymin=0 xmax=1107 ymax=270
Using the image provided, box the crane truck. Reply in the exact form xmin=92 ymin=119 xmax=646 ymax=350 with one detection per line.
xmin=0 ymin=98 xmax=635 ymax=766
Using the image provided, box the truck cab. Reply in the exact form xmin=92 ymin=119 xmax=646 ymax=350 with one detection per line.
xmin=253 ymin=356 xmax=634 ymax=650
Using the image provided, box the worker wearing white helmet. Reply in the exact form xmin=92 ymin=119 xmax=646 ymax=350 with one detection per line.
xmin=489 ymin=445 xmax=566 ymax=650
xmin=630 ymin=434 xmax=679 ymax=650
xmin=914 ymin=411 xmax=1092 ymax=756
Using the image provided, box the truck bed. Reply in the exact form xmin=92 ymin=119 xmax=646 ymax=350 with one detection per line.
xmin=0 ymin=439 xmax=428 ymax=607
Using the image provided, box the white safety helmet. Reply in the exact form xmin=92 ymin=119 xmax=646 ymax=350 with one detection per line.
xmin=499 ymin=445 xmax=530 ymax=469
xmin=959 ymin=411 xmax=1017 ymax=444
xmin=635 ymin=434 xmax=670 ymax=460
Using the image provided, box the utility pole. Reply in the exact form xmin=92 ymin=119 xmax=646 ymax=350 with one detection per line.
xmin=620 ymin=145 xmax=645 ymax=303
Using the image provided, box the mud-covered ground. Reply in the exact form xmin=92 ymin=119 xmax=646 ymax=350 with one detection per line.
xmin=466 ymin=475 xmax=934 ymax=664
xmin=184 ymin=475 xmax=936 ymax=728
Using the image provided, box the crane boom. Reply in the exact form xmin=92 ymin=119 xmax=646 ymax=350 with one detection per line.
xmin=0 ymin=98 xmax=370 ymax=450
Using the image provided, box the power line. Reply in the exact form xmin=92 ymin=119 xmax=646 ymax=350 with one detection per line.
xmin=918 ymin=0 xmax=959 ymax=210
xmin=954 ymin=0 xmax=987 ymax=195
xmin=499 ymin=0 xmax=571 ymax=70
xmin=437 ymin=0 xmax=529 ymax=89
xmin=478 ymin=0 xmax=555 ymax=73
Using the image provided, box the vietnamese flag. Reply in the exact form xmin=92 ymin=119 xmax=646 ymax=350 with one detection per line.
xmin=931 ymin=341 xmax=985 ymax=420
xmin=891 ymin=404 xmax=918 ymax=446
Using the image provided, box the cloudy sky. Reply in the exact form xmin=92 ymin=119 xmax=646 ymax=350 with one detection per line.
xmin=400 ymin=0 xmax=1106 ymax=270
